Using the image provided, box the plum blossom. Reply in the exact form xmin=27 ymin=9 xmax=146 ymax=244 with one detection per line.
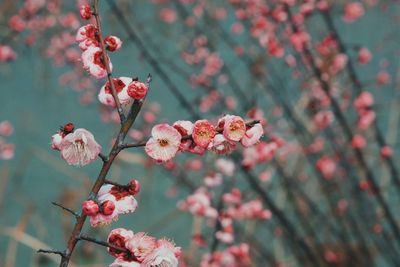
xmin=141 ymin=239 xmax=181 ymax=267
xmin=208 ymin=134 xmax=237 ymax=155
xmin=220 ymin=115 xmax=246 ymax=142
xmin=343 ymin=2 xmax=365 ymax=23
xmin=178 ymin=188 xmax=218 ymax=218
xmin=241 ymin=123 xmax=264 ymax=147
xmin=358 ymin=48 xmax=372 ymax=64
xmin=124 ymin=232 xmax=156 ymax=262
xmin=192 ymin=120 xmax=216 ymax=148
xmin=0 ymin=45 xmax=17 ymax=62
xmin=316 ymin=156 xmax=336 ymax=180
xmin=89 ymin=184 xmax=138 ymax=227
xmin=127 ymin=80 xmax=148 ymax=100
xmin=0 ymin=121 xmax=14 ymax=136
xmin=105 ymin=35 xmax=123 ymax=52
xmin=145 ymin=124 xmax=182 ymax=162
xmin=98 ymin=77 xmax=132 ymax=107
xmin=58 ymin=128 xmax=101 ymax=166
xmin=76 ymin=24 xmax=98 ymax=50
xmin=0 ymin=143 xmax=15 ymax=160
xmin=215 ymin=158 xmax=235 ymax=176
xmin=79 ymin=5 xmax=92 ymax=20
xmin=109 ymin=258 xmax=140 ymax=267
xmin=108 ymin=228 xmax=135 ymax=258
xmin=81 ymin=46 xmax=112 ymax=79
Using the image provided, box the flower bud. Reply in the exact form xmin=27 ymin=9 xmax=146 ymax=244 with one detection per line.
xmin=101 ymin=200 xmax=115 ymax=215
xmin=127 ymin=81 xmax=148 ymax=100
xmin=128 ymin=179 xmax=141 ymax=195
xmin=63 ymin=122 xmax=75 ymax=134
xmin=80 ymin=5 xmax=92 ymax=20
xmin=82 ymin=200 xmax=99 ymax=216
xmin=104 ymin=36 xmax=122 ymax=52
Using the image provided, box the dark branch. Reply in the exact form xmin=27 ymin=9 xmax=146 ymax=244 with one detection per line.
xmin=51 ymin=202 xmax=80 ymax=218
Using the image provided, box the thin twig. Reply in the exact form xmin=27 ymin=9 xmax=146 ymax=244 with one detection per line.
xmin=37 ymin=249 xmax=66 ymax=257
xmin=77 ymin=234 xmax=128 ymax=253
xmin=51 ymin=202 xmax=80 ymax=218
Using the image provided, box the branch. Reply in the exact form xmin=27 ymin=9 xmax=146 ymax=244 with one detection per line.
xmin=93 ymin=0 xmax=125 ymax=122
xmin=77 ymin=234 xmax=129 ymax=253
xmin=37 ymin=249 xmax=66 ymax=257
xmin=120 ymin=120 xmax=260 ymax=150
xmin=98 ymin=153 xmax=108 ymax=162
xmin=51 ymin=202 xmax=80 ymax=218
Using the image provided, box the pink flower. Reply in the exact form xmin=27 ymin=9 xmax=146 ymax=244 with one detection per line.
xmin=357 ymin=110 xmax=375 ymax=130
xmin=81 ymin=46 xmax=111 ymax=79
xmin=142 ymin=239 xmax=181 ymax=267
xmin=9 ymin=15 xmax=26 ymax=32
xmin=107 ymin=228 xmax=134 ymax=258
xmin=204 ymin=172 xmax=223 ymax=187
xmin=51 ymin=132 xmax=63 ymax=150
xmin=127 ymin=80 xmax=148 ymax=100
xmin=160 ymin=8 xmax=177 ymax=23
xmin=173 ymin=121 xmax=193 ymax=136
xmin=0 ymin=45 xmax=17 ymax=62
xmin=109 ymin=258 xmax=140 ymax=267
xmin=376 ymin=71 xmax=391 ymax=85
xmin=128 ymin=179 xmax=141 ymax=195
xmin=0 ymin=143 xmax=14 ymax=160
xmin=80 ymin=5 xmax=92 ymax=20
xmin=351 ymin=134 xmax=366 ymax=149
xmin=192 ymin=120 xmax=216 ymax=148
xmin=208 ymin=134 xmax=236 ymax=155
xmin=145 ymin=124 xmax=182 ymax=162
xmin=58 ymin=128 xmax=101 ymax=166
xmin=105 ymin=35 xmax=122 ymax=52
xmin=215 ymin=159 xmax=235 ymax=176
xmin=313 ymin=111 xmax=333 ymax=130
xmin=353 ymin=91 xmax=374 ymax=110
xmin=98 ymin=77 xmax=132 ymax=107
xmin=98 ymin=184 xmax=138 ymax=215
xmin=89 ymin=184 xmax=138 ymax=227
xmin=178 ymin=188 xmax=218 ymax=218
xmin=358 ymin=48 xmax=372 ymax=64
xmin=241 ymin=124 xmax=264 ymax=147
xmin=0 ymin=121 xmax=14 ymax=136
xmin=220 ymin=115 xmax=246 ymax=142
xmin=343 ymin=2 xmax=364 ymax=23
xmin=126 ymin=232 xmax=157 ymax=262
xmin=316 ymin=156 xmax=336 ymax=180
xmin=76 ymin=24 xmax=98 ymax=50
xmin=381 ymin=145 xmax=393 ymax=158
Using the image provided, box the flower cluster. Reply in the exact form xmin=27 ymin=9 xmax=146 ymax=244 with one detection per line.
xmin=107 ymin=228 xmax=181 ymax=267
xmin=98 ymin=77 xmax=148 ymax=108
xmin=51 ymin=123 xmax=101 ymax=166
xmin=145 ymin=115 xmax=264 ymax=162
xmin=353 ymin=91 xmax=375 ymax=130
xmin=83 ymin=180 xmax=140 ymax=227
xmin=0 ymin=121 xmax=14 ymax=160
xmin=75 ymin=7 xmax=122 ymax=79
xmin=200 ymin=243 xmax=251 ymax=267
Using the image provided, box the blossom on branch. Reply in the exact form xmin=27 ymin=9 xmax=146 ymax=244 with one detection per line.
xmin=52 ymin=125 xmax=101 ymax=167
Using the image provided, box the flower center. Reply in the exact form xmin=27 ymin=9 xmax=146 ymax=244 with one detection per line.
xmin=158 ymin=139 xmax=169 ymax=147
xmin=93 ymin=51 xmax=105 ymax=68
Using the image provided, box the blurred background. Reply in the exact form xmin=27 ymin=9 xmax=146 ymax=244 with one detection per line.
xmin=0 ymin=0 xmax=399 ymax=266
